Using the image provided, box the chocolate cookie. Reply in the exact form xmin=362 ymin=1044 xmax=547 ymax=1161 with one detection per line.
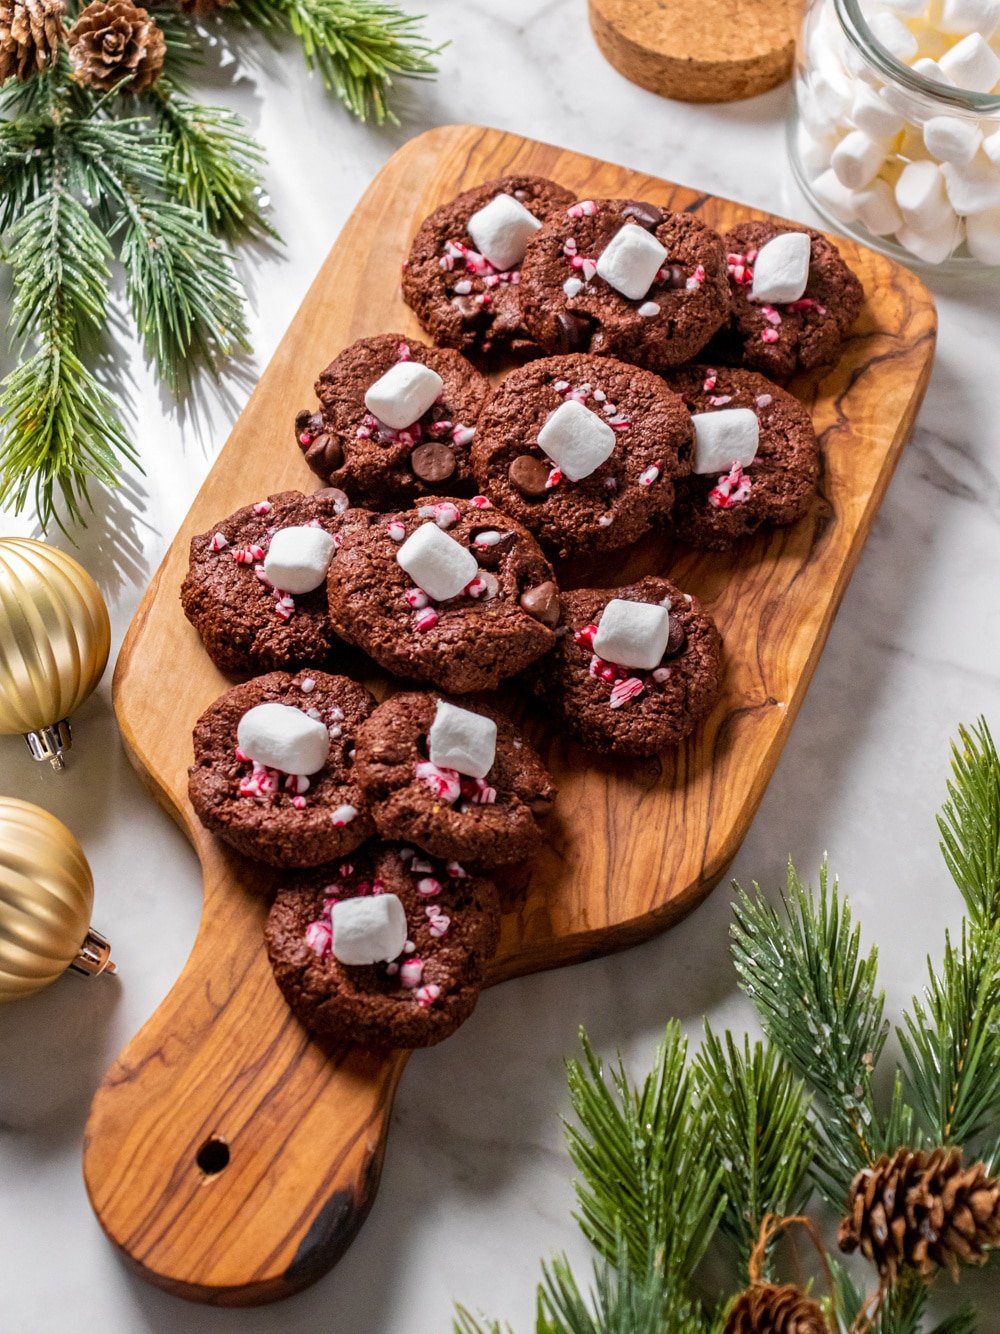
xmin=354 ymin=693 xmax=555 ymax=866
xmin=295 ymin=334 xmax=490 ymax=508
xmin=188 ymin=670 xmax=376 ymax=866
xmin=181 ymin=490 xmax=350 ymax=675
xmin=715 ymin=221 xmax=864 ymax=381
xmin=327 ymin=497 xmax=559 ymax=693
xmin=265 ymin=843 xmax=500 ymax=1048
xmin=401 ymin=175 xmax=576 ymax=356
xmin=534 ymin=578 xmax=722 ymax=758
xmin=665 ymin=366 xmax=819 ymax=550
xmin=517 ymin=198 xmax=730 ymax=371
xmin=471 ymin=353 xmax=692 ymax=560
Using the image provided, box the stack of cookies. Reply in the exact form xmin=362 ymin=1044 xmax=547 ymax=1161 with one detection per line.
xmin=181 ymin=174 xmax=865 ymax=1051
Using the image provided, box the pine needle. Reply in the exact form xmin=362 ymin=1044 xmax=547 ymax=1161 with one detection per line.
xmin=695 ymin=1028 xmax=815 ymax=1282
xmin=233 ymin=0 xmax=442 ymax=123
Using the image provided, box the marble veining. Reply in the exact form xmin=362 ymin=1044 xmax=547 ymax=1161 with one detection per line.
xmin=2 ymin=0 xmax=1000 ymax=1328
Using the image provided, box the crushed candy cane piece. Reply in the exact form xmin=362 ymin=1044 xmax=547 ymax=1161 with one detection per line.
xmin=708 ymin=461 xmax=752 ymax=510
xmin=638 ymin=463 xmax=661 ymax=487
xmin=330 ymin=804 xmax=358 ymax=827
xmin=415 ymin=983 xmax=441 ymax=1007
xmin=400 ymin=958 xmax=425 ymax=989
xmin=609 ymin=676 xmax=646 ymax=709
xmin=305 ymin=921 xmax=332 ymax=956
xmin=253 ymin=501 xmax=272 ymax=516
xmin=414 ymin=608 xmax=439 ymax=632
xmin=416 ymin=877 xmax=442 ymax=897
xmin=209 ymin=532 xmax=229 ymax=552
xmin=415 ymin=760 xmax=461 ymax=803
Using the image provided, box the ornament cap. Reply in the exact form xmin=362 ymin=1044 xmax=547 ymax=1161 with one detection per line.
xmin=70 ymin=927 xmax=117 ymax=979
xmin=24 ymin=720 xmax=73 ymax=769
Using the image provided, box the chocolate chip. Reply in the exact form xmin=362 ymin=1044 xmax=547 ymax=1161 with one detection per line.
xmin=663 ymin=618 xmax=688 ymax=658
xmin=666 ymin=265 xmax=687 ymax=289
xmin=295 ymin=409 xmax=324 ymax=444
xmin=304 ymin=432 xmax=343 ymax=478
xmin=410 ymin=442 xmax=456 ymax=483
xmin=508 ymin=454 xmax=550 ymax=497
xmin=519 ymin=580 xmax=560 ymax=627
xmin=622 ymin=201 xmax=665 ymax=230
xmin=530 ymin=795 xmax=554 ymax=816
xmin=554 ymin=310 xmax=592 ymax=353
xmin=313 ymin=486 xmax=350 ymax=514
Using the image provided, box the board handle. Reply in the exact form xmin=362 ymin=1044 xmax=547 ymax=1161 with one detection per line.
xmin=83 ymin=843 xmax=409 ymax=1306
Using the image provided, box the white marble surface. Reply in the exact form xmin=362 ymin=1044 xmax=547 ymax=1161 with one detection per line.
xmin=2 ymin=2 xmax=1000 ymax=1329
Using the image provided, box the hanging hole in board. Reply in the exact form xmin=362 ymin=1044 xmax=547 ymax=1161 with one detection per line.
xmin=196 ymin=1135 xmax=230 ymax=1175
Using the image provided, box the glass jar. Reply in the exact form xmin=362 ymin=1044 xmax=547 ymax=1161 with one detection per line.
xmin=789 ymin=0 xmax=1000 ymax=270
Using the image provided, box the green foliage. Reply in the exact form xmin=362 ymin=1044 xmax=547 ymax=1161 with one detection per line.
xmin=938 ymin=720 xmax=1000 ymax=927
xmin=731 ymin=860 xmax=910 ymax=1204
xmin=695 ymin=1028 xmax=814 ymax=1281
xmin=564 ymin=1024 xmax=725 ymax=1286
xmin=536 ymin=1238 xmax=705 ymax=1334
xmin=233 ymin=0 xmax=441 ymax=124
xmin=1 ymin=0 xmax=438 ymax=528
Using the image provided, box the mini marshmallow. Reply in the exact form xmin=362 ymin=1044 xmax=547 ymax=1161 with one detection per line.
xmin=264 ymin=526 xmax=336 ymax=595
xmin=897 ymin=214 xmax=964 ymax=263
xmin=868 ymin=10 xmax=919 ymax=60
xmin=595 ymin=224 xmax=668 ymax=301
xmin=428 ymin=700 xmax=497 ymax=779
xmin=467 ymin=193 xmax=541 ymax=272
xmin=691 ymin=408 xmax=760 ymax=475
xmin=812 ymin=167 xmax=861 ymax=222
xmin=750 ymin=231 xmax=812 ymax=303
xmin=939 ymin=32 xmax=1000 ymax=93
xmin=896 ymin=160 xmax=953 ymax=229
xmin=364 ymin=361 xmax=443 ymax=432
xmin=797 ymin=124 xmax=838 ymax=176
xmin=237 ymin=702 xmax=330 ymax=775
xmin=966 ymin=207 xmax=1000 ymax=263
xmin=983 ymin=127 xmax=1000 ymax=169
xmin=911 ymin=56 xmax=953 ymax=85
xmin=923 ymin=116 xmax=983 ymax=165
xmin=940 ymin=0 xmax=1000 ymax=36
xmin=593 ymin=599 xmax=671 ymax=672
xmin=942 ymin=156 xmax=1000 ymax=212
xmin=832 ymin=130 xmax=888 ymax=190
xmin=853 ymin=179 xmax=906 ymax=235
xmin=537 ymin=399 xmax=616 ymax=481
xmin=331 ymin=894 xmax=407 ymax=966
xmin=850 ymin=84 xmax=905 ymax=140
xmin=396 ymin=522 xmax=478 ymax=602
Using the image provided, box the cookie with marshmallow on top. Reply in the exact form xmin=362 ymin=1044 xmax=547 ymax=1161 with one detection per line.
xmin=402 ymin=174 xmax=576 ymax=356
xmin=471 ymin=354 xmax=693 ymax=560
xmin=181 ymin=489 xmax=351 ymax=676
xmin=533 ymin=577 xmax=722 ymax=759
xmin=664 ymin=366 xmax=820 ymax=551
xmin=517 ymin=197 xmax=730 ymax=371
xmin=712 ymin=220 xmax=864 ymax=382
xmin=326 ymin=496 xmax=559 ymax=693
xmin=354 ymin=693 xmax=556 ymax=867
xmin=188 ymin=670 xmax=376 ymax=867
xmin=265 ymin=842 xmax=501 ymax=1048
xmin=295 ymin=333 xmax=490 ymax=508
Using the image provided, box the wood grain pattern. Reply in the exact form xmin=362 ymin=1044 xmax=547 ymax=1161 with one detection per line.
xmin=83 ymin=125 xmax=936 ymax=1306
xmin=588 ymin=0 xmax=803 ymax=104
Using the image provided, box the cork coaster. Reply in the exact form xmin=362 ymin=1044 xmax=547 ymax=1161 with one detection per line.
xmin=589 ymin=0 xmax=804 ymax=104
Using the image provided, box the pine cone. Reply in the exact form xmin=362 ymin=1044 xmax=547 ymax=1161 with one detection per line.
xmin=177 ymin=0 xmax=231 ymax=13
xmin=725 ymin=1283 xmax=827 ymax=1334
xmin=68 ymin=0 xmax=164 ymax=93
xmin=0 ymin=0 xmax=66 ymax=83
xmin=839 ymin=1146 xmax=1000 ymax=1281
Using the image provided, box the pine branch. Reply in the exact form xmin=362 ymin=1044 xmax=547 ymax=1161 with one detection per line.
xmin=149 ymin=81 xmax=274 ymax=237
xmin=452 ymin=1311 xmax=509 ymax=1334
xmin=64 ymin=114 xmax=251 ymax=384
xmin=232 ymin=0 xmax=441 ymax=123
xmin=0 ymin=144 xmax=137 ymax=527
xmin=938 ymin=719 xmax=1000 ymax=928
xmin=535 ymin=1238 xmax=707 ymax=1334
xmin=731 ymin=861 xmax=906 ymax=1206
xmin=828 ymin=1259 xmax=928 ymax=1334
xmin=695 ymin=1028 xmax=815 ymax=1282
xmin=564 ymin=1025 xmax=726 ymax=1286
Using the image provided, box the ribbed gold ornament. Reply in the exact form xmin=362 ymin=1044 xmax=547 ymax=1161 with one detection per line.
xmin=0 ymin=538 xmax=111 ymax=767
xmin=0 ymin=797 xmax=116 ymax=1001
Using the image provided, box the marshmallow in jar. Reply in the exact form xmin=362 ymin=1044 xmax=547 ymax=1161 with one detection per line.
xmin=792 ymin=0 xmax=1000 ymax=266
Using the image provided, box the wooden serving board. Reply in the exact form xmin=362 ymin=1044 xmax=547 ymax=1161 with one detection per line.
xmin=83 ymin=125 xmax=936 ymax=1306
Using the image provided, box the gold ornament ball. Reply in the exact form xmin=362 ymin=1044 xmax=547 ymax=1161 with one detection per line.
xmin=0 ymin=797 xmax=116 ymax=1002
xmin=0 ymin=537 xmax=111 ymax=767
